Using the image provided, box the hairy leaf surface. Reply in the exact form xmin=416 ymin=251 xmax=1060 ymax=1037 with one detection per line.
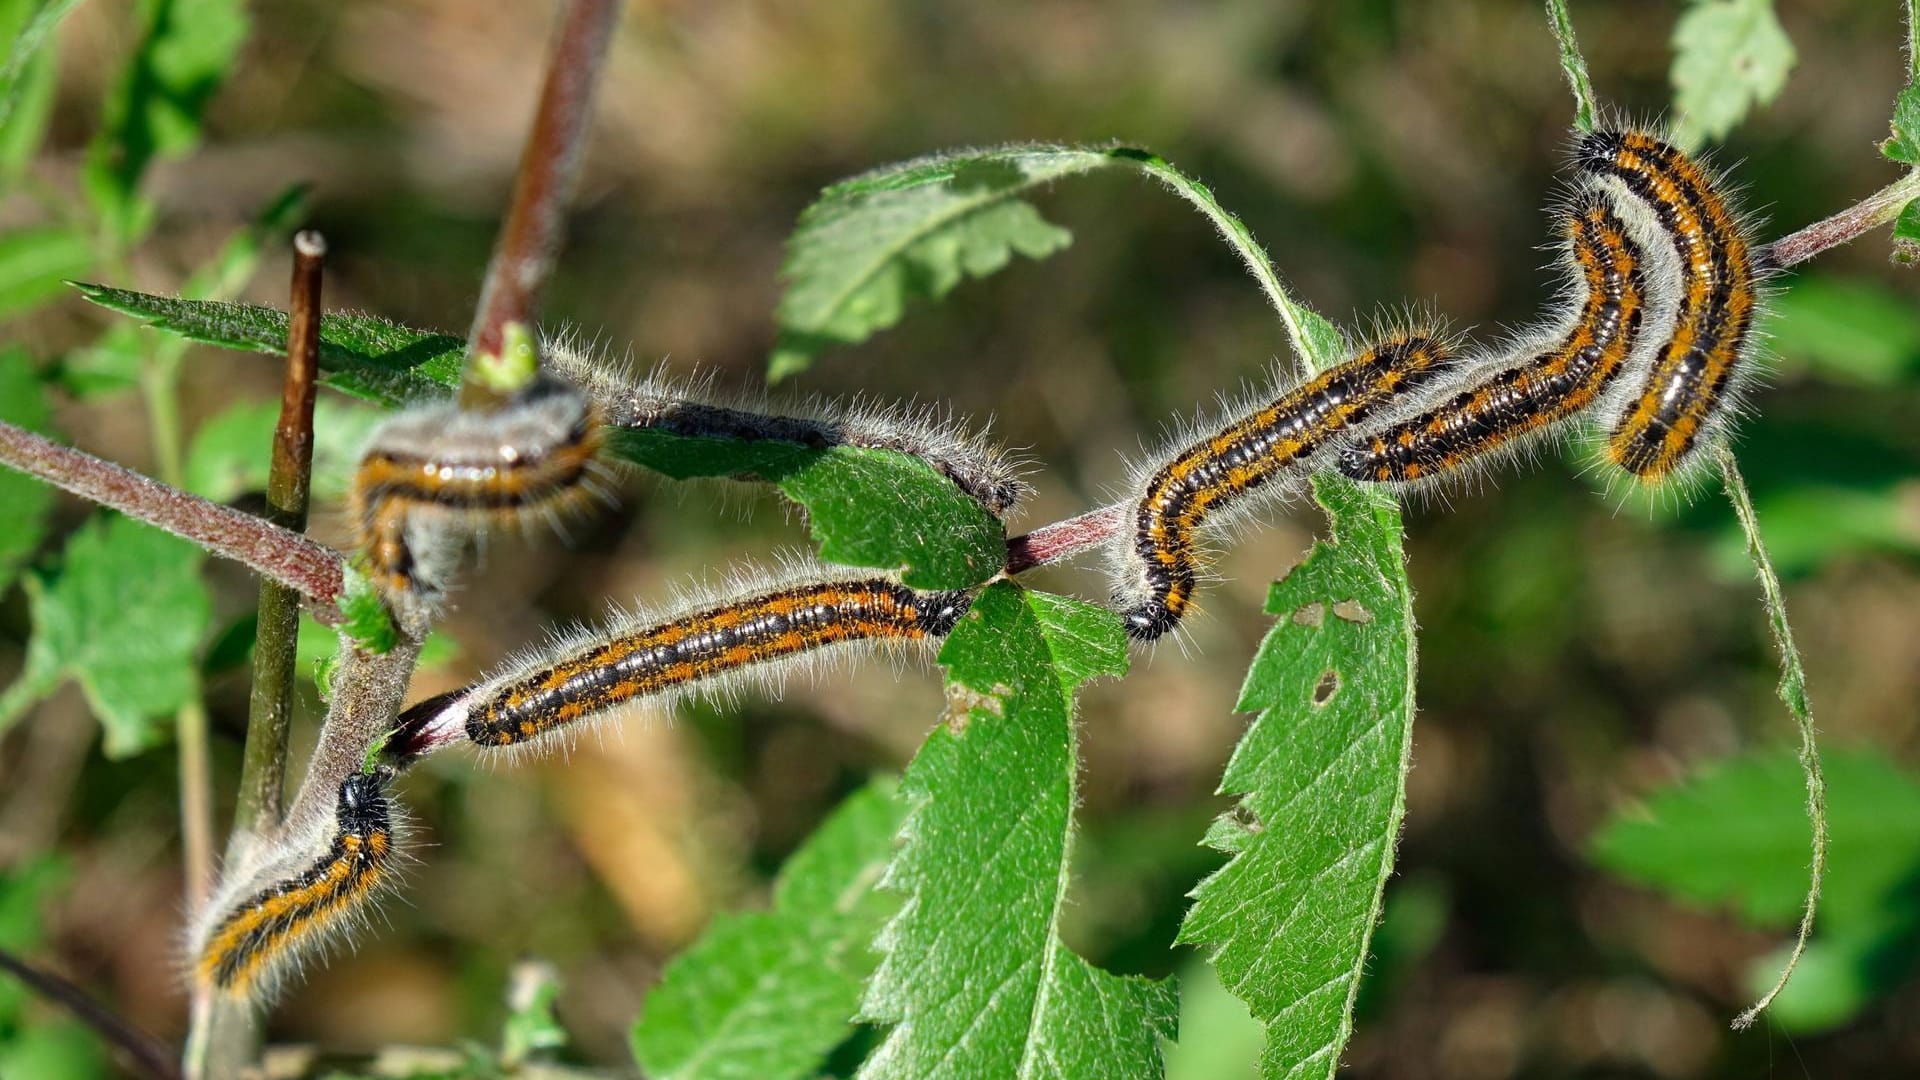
xmin=1176 ymin=477 xmax=1417 ymax=1080
xmin=633 ymin=779 xmax=905 ymax=1080
xmin=860 ymin=582 xmax=1176 ymax=1080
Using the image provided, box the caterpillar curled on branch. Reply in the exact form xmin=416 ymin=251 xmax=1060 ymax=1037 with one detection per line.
xmin=1335 ymin=190 xmax=1653 ymax=488
xmin=192 ymin=768 xmax=400 ymax=1000
xmin=353 ymin=374 xmax=606 ymax=616
xmin=1574 ymin=128 xmax=1765 ymax=484
xmin=390 ymin=562 xmax=974 ymax=759
xmin=1121 ymin=126 xmax=1765 ymax=638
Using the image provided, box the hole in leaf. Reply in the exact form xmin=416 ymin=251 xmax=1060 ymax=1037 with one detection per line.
xmin=1312 ymin=669 xmax=1340 ymax=706
xmin=1292 ymin=602 xmax=1325 ymax=627
xmin=1230 ymin=804 xmax=1264 ymax=834
xmin=1331 ymin=599 xmax=1373 ymax=624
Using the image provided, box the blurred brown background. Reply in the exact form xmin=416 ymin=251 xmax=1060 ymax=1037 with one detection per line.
xmin=4 ymin=0 xmax=1919 ymax=1075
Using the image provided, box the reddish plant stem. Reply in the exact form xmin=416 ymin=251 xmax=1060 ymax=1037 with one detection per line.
xmin=0 ymin=422 xmax=345 ymax=617
xmin=461 ymin=0 xmax=620 ymax=406
xmin=1005 ymin=503 xmax=1126 ymax=575
xmin=1762 ymin=169 xmax=1920 ymax=267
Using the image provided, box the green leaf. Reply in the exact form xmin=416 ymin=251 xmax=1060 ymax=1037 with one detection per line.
xmin=608 ymin=430 xmax=1009 ymax=590
xmin=0 ymin=0 xmax=81 ymax=133
xmin=1769 ymin=274 xmax=1920 ymax=384
xmin=633 ymin=779 xmax=907 ymax=1080
xmin=1669 ymin=0 xmax=1796 ymax=150
xmin=860 ymin=582 xmax=1176 ymax=1079
xmin=182 ymin=396 xmax=277 ymax=501
xmin=1592 ymin=747 xmax=1920 ymax=930
xmin=0 ymin=227 xmax=92 ymax=319
xmin=70 ymin=284 xmax=465 ymax=405
xmin=1891 ymin=199 xmax=1920 ymax=264
xmin=83 ymin=0 xmax=250 ymax=245
xmin=16 ymin=514 xmax=210 ymax=756
xmin=1176 ymin=476 xmax=1418 ymax=1080
xmin=768 ymin=147 xmax=1106 ymax=380
xmin=0 ymin=348 xmax=54 ymax=594
xmin=0 ymin=8 xmax=62 ymax=189
xmin=500 ymin=962 xmax=568 ymax=1068
xmin=1884 ymin=85 xmax=1920 ymax=165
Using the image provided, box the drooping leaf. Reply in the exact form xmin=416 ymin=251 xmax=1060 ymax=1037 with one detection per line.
xmin=83 ymin=0 xmax=250 ymax=244
xmin=1176 ymin=476 xmax=1418 ymax=1080
xmin=15 ymin=514 xmax=210 ymax=756
xmin=0 ymin=227 xmax=91 ymax=319
xmin=70 ymin=284 xmax=465 ymax=404
xmin=859 ymin=582 xmax=1176 ymax=1080
xmin=633 ymin=779 xmax=906 ymax=1080
xmin=768 ymin=147 xmax=1106 ymax=380
xmin=1592 ymin=747 xmax=1920 ymax=929
xmin=1669 ymin=0 xmax=1796 ymax=150
xmin=610 ymin=429 xmax=1008 ymax=590
xmin=0 ymin=348 xmax=54 ymax=594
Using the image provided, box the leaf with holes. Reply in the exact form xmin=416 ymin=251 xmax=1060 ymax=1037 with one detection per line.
xmin=1176 ymin=476 xmax=1417 ymax=1080
xmin=859 ymin=582 xmax=1176 ymax=1079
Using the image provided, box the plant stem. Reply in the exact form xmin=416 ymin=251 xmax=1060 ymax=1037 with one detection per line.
xmin=461 ymin=0 xmax=620 ymax=406
xmin=1543 ymin=0 xmax=1598 ymax=134
xmin=1763 ymin=169 xmax=1920 ymax=267
xmin=0 ymin=421 xmax=346 ymax=612
xmin=0 ymin=947 xmax=180 ymax=1080
xmin=1719 ymin=446 xmax=1828 ymax=1031
xmin=235 ymin=230 xmax=326 ymax=838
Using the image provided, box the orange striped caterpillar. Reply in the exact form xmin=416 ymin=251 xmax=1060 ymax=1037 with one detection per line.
xmin=1574 ymin=128 xmax=1764 ymax=484
xmin=1114 ymin=332 xmax=1456 ymax=640
xmin=1335 ymin=191 xmax=1651 ymax=487
xmin=192 ymin=768 xmax=398 ymax=999
xmin=352 ymin=352 xmax=1028 ymax=615
xmin=353 ymin=375 xmax=605 ymax=613
xmin=392 ymin=565 xmax=974 ymax=757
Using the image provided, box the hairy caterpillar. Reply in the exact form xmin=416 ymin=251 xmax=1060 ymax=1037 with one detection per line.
xmin=192 ymin=769 xmax=398 ymax=999
xmin=1114 ymin=332 xmax=1456 ymax=640
xmin=394 ymin=565 xmax=974 ymax=756
xmin=353 ymin=375 xmax=605 ymax=611
xmin=1335 ymin=191 xmax=1650 ymax=487
xmin=546 ymin=343 xmax=1031 ymax=514
xmin=1575 ymin=128 xmax=1763 ymax=483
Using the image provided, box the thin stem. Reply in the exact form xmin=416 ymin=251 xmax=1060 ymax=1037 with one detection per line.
xmin=0 ymin=947 xmax=181 ymax=1080
xmin=1908 ymin=0 xmax=1918 ymax=81
xmin=235 ymin=230 xmax=326 ymax=838
xmin=1106 ymin=148 xmax=1343 ymax=374
xmin=1005 ymin=504 xmax=1125 ymax=575
xmin=1762 ymin=169 xmax=1920 ymax=267
xmin=461 ymin=0 xmax=620 ymax=405
xmin=1543 ymin=0 xmax=1598 ymax=133
xmin=1719 ymin=446 xmax=1828 ymax=1031
xmin=0 ymin=422 xmax=346 ymax=614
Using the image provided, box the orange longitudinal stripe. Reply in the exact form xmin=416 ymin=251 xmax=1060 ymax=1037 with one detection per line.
xmin=198 ymin=779 xmax=393 ymax=995
xmin=1336 ymin=198 xmax=1647 ymax=485
xmin=472 ymin=583 xmax=949 ymax=745
xmin=1591 ymin=133 xmax=1756 ymax=480
xmin=1122 ymin=336 xmax=1450 ymax=639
